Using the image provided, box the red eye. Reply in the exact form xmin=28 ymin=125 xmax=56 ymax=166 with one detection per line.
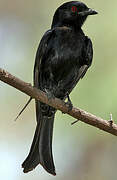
xmin=71 ymin=6 xmax=77 ymax=13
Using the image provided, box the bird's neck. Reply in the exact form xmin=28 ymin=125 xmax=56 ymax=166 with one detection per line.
xmin=51 ymin=21 xmax=82 ymax=31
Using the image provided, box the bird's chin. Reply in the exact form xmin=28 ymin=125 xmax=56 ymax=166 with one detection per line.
xmin=77 ymin=16 xmax=87 ymax=27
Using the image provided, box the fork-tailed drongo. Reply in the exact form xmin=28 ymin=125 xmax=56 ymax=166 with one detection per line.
xmin=22 ymin=1 xmax=97 ymax=176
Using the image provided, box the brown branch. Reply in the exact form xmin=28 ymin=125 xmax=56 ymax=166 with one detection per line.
xmin=0 ymin=68 xmax=117 ymax=136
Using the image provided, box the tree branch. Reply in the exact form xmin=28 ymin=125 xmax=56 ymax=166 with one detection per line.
xmin=0 ymin=68 xmax=117 ymax=136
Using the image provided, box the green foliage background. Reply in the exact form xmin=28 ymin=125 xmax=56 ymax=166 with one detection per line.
xmin=0 ymin=0 xmax=117 ymax=180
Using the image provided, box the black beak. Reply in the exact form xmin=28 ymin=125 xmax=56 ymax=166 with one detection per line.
xmin=79 ymin=8 xmax=98 ymax=16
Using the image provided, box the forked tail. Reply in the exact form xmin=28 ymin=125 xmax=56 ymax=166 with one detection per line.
xmin=22 ymin=102 xmax=56 ymax=175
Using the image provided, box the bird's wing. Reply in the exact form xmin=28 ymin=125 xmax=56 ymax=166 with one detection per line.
xmin=33 ymin=30 xmax=53 ymax=88
xmin=33 ymin=29 xmax=54 ymax=122
xmin=79 ymin=36 xmax=93 ymax=80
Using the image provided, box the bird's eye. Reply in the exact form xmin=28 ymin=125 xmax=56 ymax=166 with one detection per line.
xmin=71 ymin=6 xmax=78 ymax=13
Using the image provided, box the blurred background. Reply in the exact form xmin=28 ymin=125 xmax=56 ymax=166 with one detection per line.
xmin=0 ymin=0 xmax=117 ymax=180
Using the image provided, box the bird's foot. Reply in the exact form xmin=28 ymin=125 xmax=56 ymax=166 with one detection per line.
xmin=45 ymin=88 xmax=55 ymax=101
xmin=65 ymin=93 xmax=73 ymax=112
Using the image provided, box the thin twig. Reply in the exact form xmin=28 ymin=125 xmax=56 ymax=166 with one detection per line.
xmin=71 ymin=119 xmax=79 ymax=125
xmin=109 ymin=113 xmax=113 ymax=126
xmin=0 ymin=68 xmax=117 ymax=136
xmin=14 ymin=97 xmax=32 ymax=121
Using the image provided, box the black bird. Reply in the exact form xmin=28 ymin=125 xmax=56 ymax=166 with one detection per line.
xmin=22 ymin=1 xmax=97 ymax=176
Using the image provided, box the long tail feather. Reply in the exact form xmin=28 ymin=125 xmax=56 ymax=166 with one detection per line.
xmin=22 ymin=102 xmax=56 ymax=175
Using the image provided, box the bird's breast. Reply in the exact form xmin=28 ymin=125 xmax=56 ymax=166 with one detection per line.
xmin=50 ymin=29 xmax=85 ymax=67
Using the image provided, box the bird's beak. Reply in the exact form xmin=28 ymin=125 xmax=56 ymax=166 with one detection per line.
xmin=79 ymin=8 xmax=98 ymax=16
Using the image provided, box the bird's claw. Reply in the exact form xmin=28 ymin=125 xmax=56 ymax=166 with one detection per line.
xmin=65 ymin=101 xmax=73 ymax=112
xmin=65 ymin=93 xmax=73 ymax=112
xmin=45 ymin=89 xmax=55 ymax=101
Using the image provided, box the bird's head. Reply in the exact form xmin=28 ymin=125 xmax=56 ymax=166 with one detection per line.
xmin=51 ymin=1 xmax=98 ymax=29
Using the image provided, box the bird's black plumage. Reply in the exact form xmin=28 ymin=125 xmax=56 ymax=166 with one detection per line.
xmin=22 ymin=1 xmax=97 ymax=175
